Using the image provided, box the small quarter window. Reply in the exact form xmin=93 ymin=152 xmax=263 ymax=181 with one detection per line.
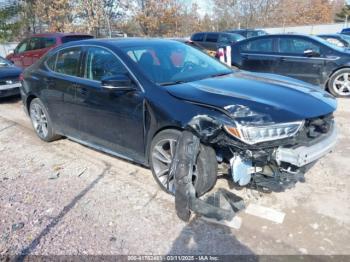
xmin=46 ymin=53 xmax=58 ymax=70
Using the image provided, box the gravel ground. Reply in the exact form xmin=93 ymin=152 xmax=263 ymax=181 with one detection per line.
xmin=0 ymin=96 xmax=349 ymax=256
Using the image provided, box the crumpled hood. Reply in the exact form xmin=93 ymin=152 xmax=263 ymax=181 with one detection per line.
xmin=166 ymin=71 xmax=337 ymax=122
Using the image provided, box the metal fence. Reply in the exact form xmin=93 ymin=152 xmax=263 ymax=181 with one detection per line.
xmin=0 ymin=43 xmax=18 ymax=58
xmin=263 ymin=22 xmax=348 ymax=35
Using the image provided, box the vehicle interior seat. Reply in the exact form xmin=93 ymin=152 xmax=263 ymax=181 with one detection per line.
xmin=138 ymin=52 xmax=160 ymax=83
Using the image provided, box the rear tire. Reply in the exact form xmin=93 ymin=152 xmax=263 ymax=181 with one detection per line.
xmin=29 ymin=98 xmax=60 ymax=142
xmin=328 ymin=69 xmax=350 ymax=97
xmin=150 ymin=129 xmax=217 ymax=197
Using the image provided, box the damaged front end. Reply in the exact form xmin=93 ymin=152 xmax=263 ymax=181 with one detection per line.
xmin=170 ymin=110 xmax=337 ymax=222
xmin=185 ymin=107 xmax=337 ymax=192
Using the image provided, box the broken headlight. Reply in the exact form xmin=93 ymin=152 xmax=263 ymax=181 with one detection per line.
xmin=224 ymin=121 xmax=304 ymax=145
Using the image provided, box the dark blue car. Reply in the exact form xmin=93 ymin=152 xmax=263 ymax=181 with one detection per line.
xmin=0 ymin=56 xmax=22 ymax=98
xmin=21 ymin=38 xmax=337 ymax=194
xmin=230 ymin=34 xmax=350 ymax=97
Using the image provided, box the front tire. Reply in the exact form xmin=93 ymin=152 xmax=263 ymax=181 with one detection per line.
xmin=29 ymin=98 xmax=60 ymax=142
xmin=150 ymin=129 xmax=217 ymax=196
xmin=328 ymin=69 xmax=350 ymax=97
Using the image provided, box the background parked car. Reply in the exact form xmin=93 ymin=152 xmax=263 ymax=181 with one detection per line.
xmin=340 ymin=28 xmax=350 ymax=35
xmin=230 ymin=34 xmax=350 ymax=97
xmin=0 ymin=56 xmax=22 ymax=98
xmin=190 ymin=32 xmax=245 ymax=51
xmin=318 ymin=34 xmax=350 ymax=48
xmin=224 ymin=29 xmax=267 ymax=38
xmin=6 ymin=33 xmax=93 ymax=68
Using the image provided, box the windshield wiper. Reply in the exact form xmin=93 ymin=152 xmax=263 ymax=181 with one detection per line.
xmin=210 ymin=72 xmax=232 ymax=78
xmin=159 ymin=80 xmax=186 ymax=86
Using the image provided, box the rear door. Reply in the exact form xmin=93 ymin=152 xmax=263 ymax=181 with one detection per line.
xmin=274 ymin=36 xmax=325 ymax=85
xmin=238 ymin=37 xmax=277 ymax=73
xmin=43 ymin=47 xmax=83 ymax=136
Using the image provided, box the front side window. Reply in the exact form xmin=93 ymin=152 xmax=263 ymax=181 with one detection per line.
xmin=218 ymin=34 xmax=230 ymax=44
xmin=278 ymin=38 xmax=320 ymax=54
xmin=84 ymin=47 xmax=127 ymax=81
xmin=241 ymin=38 xmax=273 ymax=52
xmin=28 ymin=37 xmax=42 ymax=51
xmin=122 ymin=41 xmax=231 ymax=85
xmin=55 ymin=48 xmax=82 ymax=77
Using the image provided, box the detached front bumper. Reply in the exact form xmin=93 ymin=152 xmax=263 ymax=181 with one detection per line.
xmin=274 ymin=125 xmax=338 ymax=167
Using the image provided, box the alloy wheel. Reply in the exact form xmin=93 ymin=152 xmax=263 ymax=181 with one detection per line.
xmin=30 ymin=103 xmax=48 ymax=139
xmin=333 ymin=73 xmax=350 ymax=96
xmin=151 ymin=138 xmax=197 ymax=194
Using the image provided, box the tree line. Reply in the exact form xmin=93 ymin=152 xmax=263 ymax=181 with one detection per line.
xmin=0 ymin=0 xmax=348 ymax=42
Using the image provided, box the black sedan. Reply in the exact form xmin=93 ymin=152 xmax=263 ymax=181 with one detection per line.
xmin=21 ymin=39 xmax=337 ymax=195
xmin=0 ymin=56 xmax=22 ymax=98
xmin=231 ymin=34 xmax=350 ymax=97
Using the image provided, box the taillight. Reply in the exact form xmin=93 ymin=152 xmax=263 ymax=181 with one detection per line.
xmin=19 ymin=73 xmax=24 ymax=81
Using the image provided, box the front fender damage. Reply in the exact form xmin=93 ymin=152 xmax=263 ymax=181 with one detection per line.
xmin=170 ymin=115 xmax=245 ymax=224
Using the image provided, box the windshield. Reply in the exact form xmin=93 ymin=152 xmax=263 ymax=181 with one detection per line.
xmin=312 ymin=35 xmax=347 ymax=51
xmin=0 ymin=57 xmax=11 ymax=67
xmin=121 ymin=41 xmax=232 ymax=85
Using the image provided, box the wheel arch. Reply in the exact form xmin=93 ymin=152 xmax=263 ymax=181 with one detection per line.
xmin=25 ymin=94 xmax=38 ymax=113
xmin=326 ymin=66 xmax=350 ymax=90
xmin=145 ymin=125 xmax=184 ymax=166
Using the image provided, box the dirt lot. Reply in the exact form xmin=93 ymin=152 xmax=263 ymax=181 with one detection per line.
xmin=0 ymin=96 xmax=349 ymax=256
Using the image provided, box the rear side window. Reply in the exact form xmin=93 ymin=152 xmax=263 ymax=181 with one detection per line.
xmin=206 ymin=33 xmax=219 ymax=43
xmin=241 ymin=38 xmax=273 ymax=52
xmin=277 ymin=38 xmax=320 ymax=54
xmin=61 ymin=35 xmax=93 ymax=43
xmin=191 ymin=33 xmax=205 ymax=42
xmin=84 ymin=47 xmax=127 ymax=81
xmin=55 ymin=48 xmax=82 ymax=77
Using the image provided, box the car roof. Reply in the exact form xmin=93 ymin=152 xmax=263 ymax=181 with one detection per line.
xmin=28 ymin=32 xmax=93 ymax=38
xmin=55 ymin=38 xmax=186 ymax=49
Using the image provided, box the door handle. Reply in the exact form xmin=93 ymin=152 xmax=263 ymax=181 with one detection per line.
xmin=77 ymin=86 xmax=88 ymax=96
xmin=279 ymin=57 xmax=287 ymax=62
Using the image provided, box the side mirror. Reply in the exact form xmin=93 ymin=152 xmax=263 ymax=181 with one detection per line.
xmin=304 ymin=49 xmax=320 ymax=57
xmin=101 ymin=74 xmax=136 ymax=91
xmin=8 ymin=49 xmax=14 ymax=55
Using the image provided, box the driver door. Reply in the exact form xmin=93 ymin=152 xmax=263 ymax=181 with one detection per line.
xmin=75 ymin=46 xmax=145 ymax=162
xmin=274 ymin=37 xmax=325 ymax=85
